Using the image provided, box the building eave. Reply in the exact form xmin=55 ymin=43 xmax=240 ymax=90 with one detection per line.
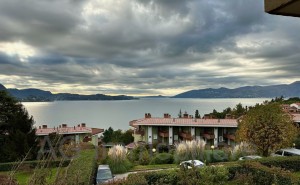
xmin=265 ymin=0 xmax=300 ymax=17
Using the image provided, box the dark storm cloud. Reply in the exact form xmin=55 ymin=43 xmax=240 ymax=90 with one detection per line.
xmin=0 ymin=0 xmax=299 ymax=95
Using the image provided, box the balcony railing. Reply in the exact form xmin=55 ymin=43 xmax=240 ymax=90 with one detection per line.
xmin=159 ymin=131 xmax=169 ymax=138
xmin=203 ymin=133 xmax=215 ymax=140
xmin=224 ymin=134 xmax=235 ymax=140
xmin=179 ymin=132 xmax=192 ymax=140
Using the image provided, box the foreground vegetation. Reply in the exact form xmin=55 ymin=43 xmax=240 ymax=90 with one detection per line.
xmin=105 ymin=156 xmax=300 ymax=185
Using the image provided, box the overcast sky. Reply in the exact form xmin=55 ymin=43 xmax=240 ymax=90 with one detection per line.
xmin=0 ymin=0 xmax=299 ymax=96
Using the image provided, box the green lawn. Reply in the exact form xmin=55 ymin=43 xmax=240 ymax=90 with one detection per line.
xmin=0 ymin=167 xmax=65 ymax=185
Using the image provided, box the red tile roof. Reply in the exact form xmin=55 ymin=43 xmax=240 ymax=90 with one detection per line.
xmin=36 ymin=126 xmax=103 ymax=136
xmin=130 ymin=118 xmax=237 ymax=127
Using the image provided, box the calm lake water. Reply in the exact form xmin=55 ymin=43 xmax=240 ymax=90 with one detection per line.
xmin=23 ymin=98 xmax=268 ymax=130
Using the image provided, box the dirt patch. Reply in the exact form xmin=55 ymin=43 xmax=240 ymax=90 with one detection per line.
xmin=0 ymin=174 xmax=17 ymax=185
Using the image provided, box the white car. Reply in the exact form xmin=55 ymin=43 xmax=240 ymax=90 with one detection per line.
xmin=179 ymin=160 xmax=205 ymax=169
xmin=271 ymin=148 xmax=300 ymax=157
xmin=239 ymin=155 xmax=262 ymax=160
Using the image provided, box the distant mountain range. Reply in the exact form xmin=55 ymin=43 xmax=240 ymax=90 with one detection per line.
xmin=173 ymin=81 xmax=300 ymax=98
xmin=0 ymin=84 xmax=137 ymax=102
xmin=1 ymin=81 xmax=300 ymax=101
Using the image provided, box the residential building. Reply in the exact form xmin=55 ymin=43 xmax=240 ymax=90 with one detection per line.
xmin=291 ymin=103 xmax=300 ymax=111
xmin=130 ymin=113 xmax=238 ymax=147
xmin=36 ymin=123 xmax=103 ymax=146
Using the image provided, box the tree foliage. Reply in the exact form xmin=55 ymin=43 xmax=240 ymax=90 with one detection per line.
xmin=195 ymin=110 xmax=201 ymax=119
xmin=236 ymin=102 xmax=299 ymax=157
xmin=102 ymin=127 xmax=134 ymax=145
xmin=0 ymin=91 xmax=37 ymax=162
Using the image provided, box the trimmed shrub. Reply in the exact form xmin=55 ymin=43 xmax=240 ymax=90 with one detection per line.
xmin=150 ymin=153 xmax=174 ymax=165
xmin=228 ymin=161 xmax=299 ymax=185
xmin=143 ymin=170 xmax=178 ymax=185
xmin=258 ymin=156 xmax=300 ymax=172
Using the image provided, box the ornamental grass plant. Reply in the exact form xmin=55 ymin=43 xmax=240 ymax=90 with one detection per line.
xmin=107 ymin=145 xmax=132 ymax=174
xmin=175 ymin=140 xmax=206 ymax=163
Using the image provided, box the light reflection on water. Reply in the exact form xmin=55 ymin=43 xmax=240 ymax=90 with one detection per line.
xmin=23 ymin=98 xmax=268 ymax=130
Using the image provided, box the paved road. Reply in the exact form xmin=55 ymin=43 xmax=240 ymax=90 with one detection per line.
xmin=114 ymin=168 xmax=169 ymax=180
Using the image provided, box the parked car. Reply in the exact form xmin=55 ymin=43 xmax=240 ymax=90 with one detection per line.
xmin=239 ymin=155 xmax=262 ymax=160
xmin=95 ymin=165 xmax=114 ymax=184
xmin=271 ymin=148 xmax=300 ymax=157
xmin=179 ymin=160 xmax=205 ymax=169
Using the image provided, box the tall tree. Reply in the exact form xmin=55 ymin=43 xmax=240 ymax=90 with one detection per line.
xmin=236 ymin=103 xmax=298 ymax=157
xmin=102 ymin=127 xmax=114 ymax=143
xmin=178 ymin=109 xmax=182 ymax=118
xmin=0 ymin=91 xmax=37 ymax=162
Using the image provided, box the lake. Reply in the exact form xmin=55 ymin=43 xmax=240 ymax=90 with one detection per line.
xmin=23 ymin=98 xmax=268 ymax=130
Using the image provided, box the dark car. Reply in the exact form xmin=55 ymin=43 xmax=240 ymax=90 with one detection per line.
xmin=95 ymin=165 xmax=114 ymax=184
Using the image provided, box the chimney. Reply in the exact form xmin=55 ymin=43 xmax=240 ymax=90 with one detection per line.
xmin=225 ymin=114 xmax=232 ymax=119
xmin=183 ymin=112 xmax=188 ymax=118
xmin=59 ymin=125 xmax=61 ymax=128
xmin=81 ymin=123 xmax=86 ymax=127
xmin=62 ymin=124 xmax=67 ymax=128
xmin=74 ymin=126 xmax=75 ymax=130
xmin=145 ymin=113 xmax=151 ymax=118
xmin=78 ymin=124 xmax=80 ymax=127
xmin=39 ymin=126 xmax=41 ymax=129
xmin=164 ymin=113 xmax=171 ymax=118
xmin=42 ymin=125 xmax=47 ymax=129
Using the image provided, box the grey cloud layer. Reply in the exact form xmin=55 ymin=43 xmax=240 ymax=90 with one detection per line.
xmin=0 ymin=0 xmax=299 ymax=95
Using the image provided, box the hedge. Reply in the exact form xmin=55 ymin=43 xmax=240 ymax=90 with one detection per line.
xmin=228 ymin=161 xmax=299 ymax=185
xmin=257 ymin=156 xmax=300 ymax=172
xmin=0 ymin=160 xmax=71 ymax=172
xmin=150 ymin=153 xmax=174 ymax=165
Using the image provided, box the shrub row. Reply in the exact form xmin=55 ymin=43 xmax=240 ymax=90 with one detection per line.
xmin=64 ymin=149 xmax=97 ymax=185
xmin=0 ymin=160 xmax=71 ymax=172
xmin=228 ymin=161 xmax=299 ymax=185
xmin=257 ymin=156 xmax=300 ymax=172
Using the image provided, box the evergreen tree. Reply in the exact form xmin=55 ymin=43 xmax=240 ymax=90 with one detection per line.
xmin=195 ymin=110 xmax=200 ymax=118
xmin=178 ymin=109 xmax=182 ymax=118
xmin=102 ymin=127 xmax=114 ymax=143
xmin=0 ymin=91 xmax=37 ymax=162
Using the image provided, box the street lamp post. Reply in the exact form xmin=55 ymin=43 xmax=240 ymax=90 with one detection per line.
xmin=211 ymin=145 xmax=215 ymax=163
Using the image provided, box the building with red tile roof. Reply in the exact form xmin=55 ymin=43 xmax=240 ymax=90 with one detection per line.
xmin=36 ymin=123 xmax=103 ymax=146
xmin=130 ymin=113 xmax=237 ymax=147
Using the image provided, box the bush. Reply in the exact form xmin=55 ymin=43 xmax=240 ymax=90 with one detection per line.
xmin=258 ymin=156 xmax=300 ymax=172
xmin=204 ymin=150 xmax=228 ymax=163
xmin=144 ymin=170 xmax=178 ymax=185
xmin=150 ymin=153 xmax=174 ymax=165
xmin=228 ymin=161 xmax=299 ymax=185
xmin=179 ymin=166 xmax=229 ymax=185
xmin=139 ymin=150 xmax=151 ymax=165
xmin=128 ymin=145 xmax=147 ymax=163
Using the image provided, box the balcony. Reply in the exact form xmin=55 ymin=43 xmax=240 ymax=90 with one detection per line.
xmin=179 ymin=132 xmax=192 ymax=140
xmin=224 ymin=134 xmax=235 ymax=141
xmin=159 ymin=131 xmax=169 ymax=138
xmin=203 ymin=133 xmax=215 ymax=140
